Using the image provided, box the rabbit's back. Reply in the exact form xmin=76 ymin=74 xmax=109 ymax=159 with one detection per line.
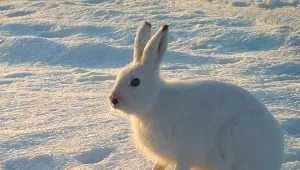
xmin=131 ymin=80 xmax=283 ymax=169
xmin=156 ymin=80 xmax=269 ymax=125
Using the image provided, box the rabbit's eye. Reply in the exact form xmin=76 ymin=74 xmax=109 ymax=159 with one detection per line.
xmin=130 ymin=78 xmax=140 ymax=87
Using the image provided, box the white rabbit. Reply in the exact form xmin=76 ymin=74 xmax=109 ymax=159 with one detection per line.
xmin=110 ymin=22 xmax=284 ymax=170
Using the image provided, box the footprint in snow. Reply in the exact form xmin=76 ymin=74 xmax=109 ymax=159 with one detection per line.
xmin=286 ymin=33 xmax=300 ymax=47
xmin=0 ymin=80 xmax=14 ymax=85
xmin=3 ymin=72 xmax=35 ymax=78
xmin=230 ymin=1 xmax=251 ymax=7
xmin=4 ymin=155 xmax=54 ymax=170
xmin=0 ymin=38 xmax=5 ymax=44
xmin=284 ymin=149 xmax=300 ymax=163
xmin=0 ymin=5 xmax=14 ymax=11
xmin=74 ymin=148 xmax=115 ymax=164
xmin=6 ymin=10 xmax=36 ymax=18
xmin=161 ymin=65 xmax=190 ymax=71
xmin=1 ymin=23 xmax=54 ymax=36
xmin=83 ymin=0 xmax=107 ymax=4
xmin=190 ymin=43 xmax=218 ymax=50
xmin=268 ymin=62 xmax=300 ymax=76
xmin=39 ymin=25 xmax=114 ymax=38
xmin=207 ymin=31 xmax=286 ymax=53
xmin=30 ymin=2 xmax=47 ymax=7
xmin=282 ymin=118 xmax=300 ymax=136
xmin=216 ymin=18 xmax=254 ymax=27
xmin=94 ymin=10 xmax=126 ymax=17
xmin=71 ymin=68 xmax=89 ymax=74
xmin=60 ymin=1 xmax=78 ymax=5
xmin=77 ymin=75 xmax=116 ymax=82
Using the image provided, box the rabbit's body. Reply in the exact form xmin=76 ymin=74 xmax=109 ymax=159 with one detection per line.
xmin=110 ymin=22 xmax=284 ymax=170
xmin=131 ymin=80 xmax=283 ymax=170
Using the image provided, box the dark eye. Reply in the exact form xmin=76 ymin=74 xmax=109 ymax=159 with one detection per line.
xmin=130 ymin=78 xmax=140 ymax=87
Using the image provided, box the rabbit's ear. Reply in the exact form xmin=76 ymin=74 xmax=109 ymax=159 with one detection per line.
xmin=133 ymin=22 xmax=152 ymax=64
xmin=141 ymin=25 xmax=169 ymax=70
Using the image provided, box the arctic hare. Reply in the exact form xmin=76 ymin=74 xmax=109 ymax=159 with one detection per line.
xmin=110 ymin=22 xmax=284 ymax=170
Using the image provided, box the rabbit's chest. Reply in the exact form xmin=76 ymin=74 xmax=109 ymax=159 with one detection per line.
xmin=136 ymin=121 xmax=183 ymax=160
xmin=132 ymin=116 xmax=212 ymax=162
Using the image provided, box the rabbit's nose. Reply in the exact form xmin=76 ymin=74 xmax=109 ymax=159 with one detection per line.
xmin=112 ymin=98 xmax=119 ymax=105
xmin=109 ymin=94 xmax=119 ymax=106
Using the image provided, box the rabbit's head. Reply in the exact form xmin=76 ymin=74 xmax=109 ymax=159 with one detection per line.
xmin=110 ymin=22 xmax=169 ymax=115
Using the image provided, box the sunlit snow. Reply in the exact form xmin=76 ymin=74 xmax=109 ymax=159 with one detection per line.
xmin=0 ymin=0 xmax=299 ymax=169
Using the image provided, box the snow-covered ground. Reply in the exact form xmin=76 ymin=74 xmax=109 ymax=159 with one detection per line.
xmin=0 ymin=0 xmax=299 ymax=169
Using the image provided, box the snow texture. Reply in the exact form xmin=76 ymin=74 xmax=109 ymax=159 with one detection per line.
xmin=0 ymin=0 xmax=299 ymax=170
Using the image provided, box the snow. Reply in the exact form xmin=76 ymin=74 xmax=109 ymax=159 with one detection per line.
xmin=0 ymin=0 xmax=299 ymax=169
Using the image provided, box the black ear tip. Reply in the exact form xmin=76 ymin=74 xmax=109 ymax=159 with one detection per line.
xmin=162 ymin=25 xmax=169 ymax=31
xmin=144 ymin=21 xmax=152 ymax=27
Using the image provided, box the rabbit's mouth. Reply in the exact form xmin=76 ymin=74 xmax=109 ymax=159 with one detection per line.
xmin=110 ymin=96 xmax=128 ymax=112
xmin=109 ymin=94 xmax=120 ymax=108
xmin=110 ymin=100 xmax=120 ymax=110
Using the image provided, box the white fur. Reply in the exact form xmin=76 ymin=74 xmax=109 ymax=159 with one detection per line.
xmin=110 ymin=22 xmax=284 ymax=170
